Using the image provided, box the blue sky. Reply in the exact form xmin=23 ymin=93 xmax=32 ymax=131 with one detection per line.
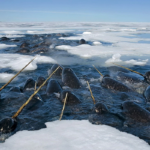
xmin=0 ymin=0 xmax=150 ymax=22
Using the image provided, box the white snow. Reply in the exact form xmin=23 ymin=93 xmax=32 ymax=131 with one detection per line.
xmin=125 ymin=59 xmax=149 ymax=66
xmin=59 ymin=31 xmax=142 ymax=43
xmin=0 ymin=120 xmax=149 ymax=150
xmin=105 ymin=54 xmax=122 ymax=64
xmin=83 ymin=31 xmax=92 ymax=34
xmin=0 ymin=44 xmax=17 ymax=49
xmin=92 ymin=41 xmax=102 ymax=45
xmin=2 ymin=30 xmax=23 ymax=35
xmin=0 ymin=54 xmax=57 ymax=72
xmin=55 ymin=44 xmax=149 ymax=66
xmin=0 ymin=73 xmax=16 ymax=83
xmin=105 ymin=54 xmax=148 ymax=66
xmin=1 ymin=22 xmax=150 ymax=67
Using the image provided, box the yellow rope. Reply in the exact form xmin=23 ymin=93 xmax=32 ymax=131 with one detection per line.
xmin=93 ymin=65 xmax=103 ymax=76
xmin=12 ymin=66 xmax=60 ymax=119
xmin=59 ymin=92 xmax=68 ymax=120
xmin=0 ymin=56 xmax=37 ymax=91
xmin=87 ymin=81 xmax=96 ymax=104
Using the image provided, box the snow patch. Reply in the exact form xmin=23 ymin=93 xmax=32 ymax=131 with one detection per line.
xmin=0 ymin=44 xmax=17 ymax=49
xmin=105 ymin=54 xmax=122 ymax=64
xmin=93 ymin=41 xmax=102 ymax=45
xmin=0 ymin=73 xmax=16 ymax=83
xmin=0 ymin=54 xmax=57 ymax=71
xmin=125 ymin=59 xmax=148 ymax=66
xmin=83 ymin=32 xmax=91 ymax=35
xmin=105 ymin=54 xmax=148 ymax=66
xmin=2 ymin=30 xmax=23 ymax=34
xmin=0 ymin=120 xmax=149 ymax=150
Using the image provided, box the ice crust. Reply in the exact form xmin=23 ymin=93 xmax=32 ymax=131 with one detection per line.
xmin=1 ymin=22 xmax=150 ymax=66
xmin=0 ymin=44 xmax=17 ymax=49
xmin=0 ymin=54 xmax=56 ymax=72
xmin=0 ymin=120 xmax=149 ymax=150
xmin=0 ymin=73 xmax=15 ymax=83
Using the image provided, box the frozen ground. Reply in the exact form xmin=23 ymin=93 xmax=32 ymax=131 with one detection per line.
xmin=0 ymin=120 xmax=150 ymax=150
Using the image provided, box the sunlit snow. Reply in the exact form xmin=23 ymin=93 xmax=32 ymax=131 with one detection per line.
xmin=0 ymin=44 xmax=17 ymax=49
xmin=0 ymin=120 xmax=149 ymax=150
xmin=0 ymin=54 xmax=57 ymax=72
xmin=0 ymin=73 xmax=16 ymax=83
